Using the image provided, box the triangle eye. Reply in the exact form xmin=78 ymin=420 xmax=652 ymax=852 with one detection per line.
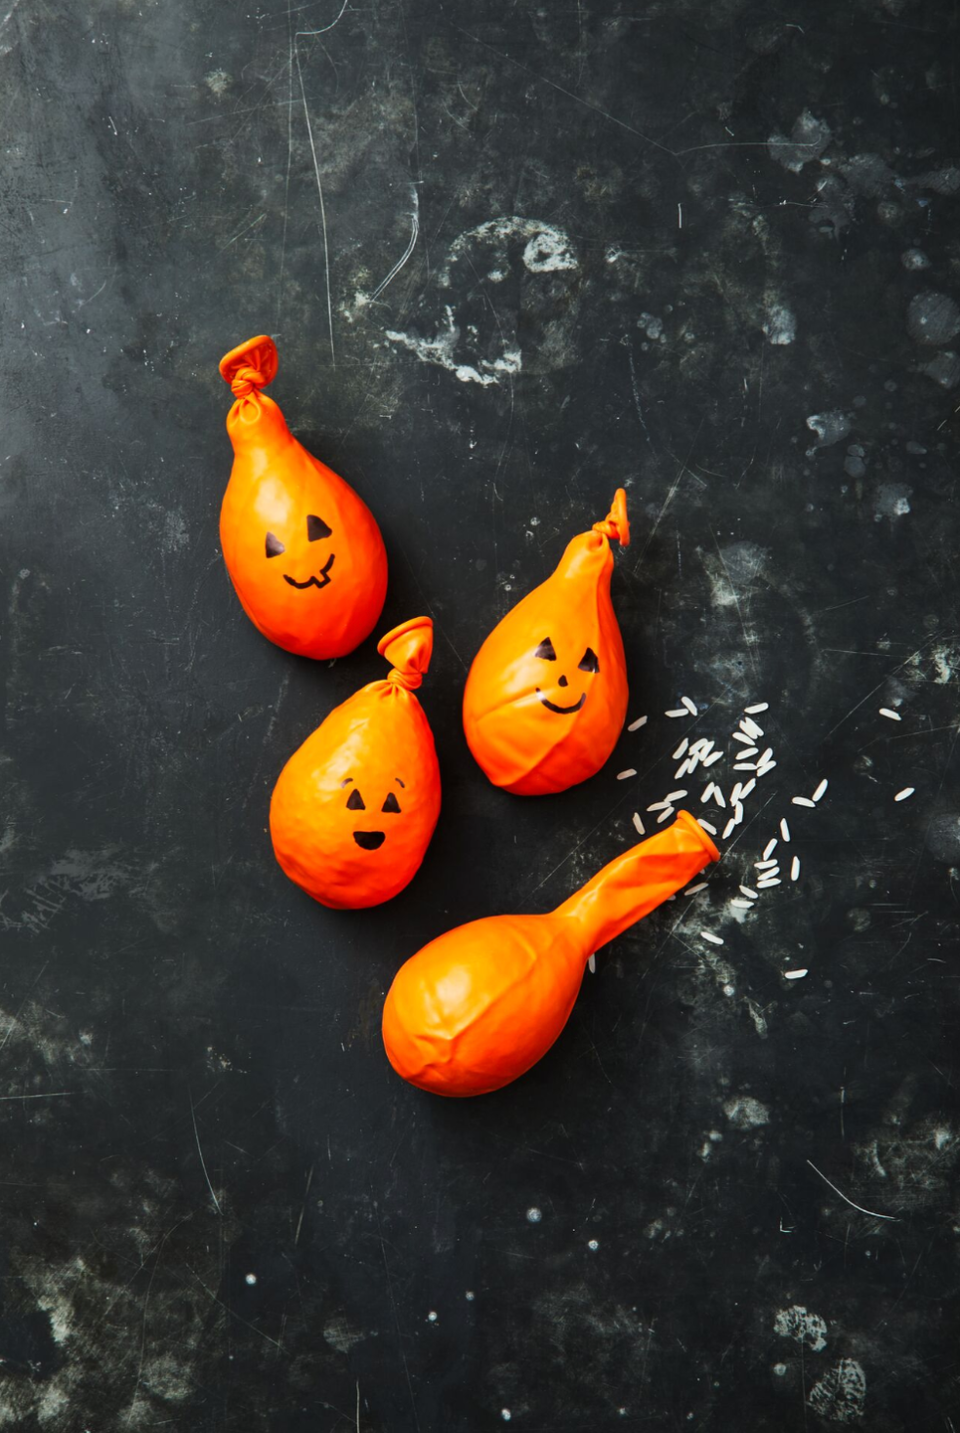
xmin=578 ymin=647 xmax=600 ymax=673
xmin=265 ymin=532 xmax=286 ymax=558
xmin=307 ymin=515 xmax=332 ymax=541
xmin=381 ymin=791 xmax=401 ymax=813
xmin=534 ymin=638 xmax=557 ymax=661
xmin=346 ymin=788 xmax=365 ymax=810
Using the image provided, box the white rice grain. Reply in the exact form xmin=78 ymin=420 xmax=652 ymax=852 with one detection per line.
xmin=812 ymin=778 xmax=828 ymax=802
xmin=792 ymin=796 xmax=816 ymax=808
xmin=588 ymin=954 xmax=596 ymax=973
xmin=730 ymin=898 xmax=754 ymax=909
xmin=879 ymin=708 xmax=901 ymax=722
xmin=894 ymin=787 xmax=915 ymax=802
xmin=744 ymin=702 xmax=769 ymax=714
xmin=738 ymin=747 xmax=759 ymax=759
xmin=722 ymin=817 xmax=737 ymax=839
xmin=779 ymin=818 xmax=791 ymax=841
xmin=733 ymin=802 xmax=744 ymax=824
xmin=632 ymin=812 xmax=645 ymax=836
xmin=664 ymin=790 xmax=689 ymax=803
xmin=756 ymin=761 xmax=777 ymax=776
xmin=665 ymin=708 xmax=688 ymax=719
xmin=681 ymin=695 xmax=698 ymax=715
xmin=756 ymin=876 xmax=782 ymax=888
xmin=754 ymin=859 xmax=778 ymax=871
xmin=732 ymin=732 xmax=755 ymax=746
xmin=741 ymin=717 xmax=764 ymax=740
xmin=647 ymin=800 xmax=671 ymax=812
xmin=703 ymin=751 xmax=724 ymax=767
xmin=733 ymin=762 xmax=757 ymax=772
xmin=672 ymin=738 xmax=690 ymax=760
xmin=739 ymin=884 xmax=759 ymax=899
xmin=783 ymin=968 xmax=808 ymax=980
xmin=657 ymin=806 xmax=675 ymax=824
xmin=700 ymin=931 xmax=724 ymax=946
xmin=738 ymin=778 xmax=757 ymax=800
xmin=628 ymin=715 xmax=648 ymax=731
xmin=763 ymin=839 xmax=778 ymax=860
xmin=617 ymin=769 xmax=638 ymax=781
xmin=697 ymin=818 xmax=718 ymax=835
xmin=685 ymin=882 xmax=708 ymax=897
xmin=757 ymin=747 xmax=774 ymax=767
xmin=790 ymin=856 xmax=800 ymax=881
xmin=701 ymin=783 xmax=716 ymax=804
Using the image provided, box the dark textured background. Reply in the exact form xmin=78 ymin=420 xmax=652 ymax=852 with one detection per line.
xmin=2 ymin=1 xmax=960 ymax=1428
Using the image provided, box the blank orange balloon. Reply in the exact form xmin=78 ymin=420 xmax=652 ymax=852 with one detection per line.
xmin=463 ymin=490 xmax=630 ymax=795
xmin=382 ymin=811 xmax=719 ymax=1097
xmin=270 ymin=617 xmax=440 ymax=910
xmin=218 ymin=335 xmax=387 ymax=659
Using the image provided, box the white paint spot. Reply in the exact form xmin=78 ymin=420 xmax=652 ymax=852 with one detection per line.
xmin=774 ymin=1304 xmax=827 ymax=1351
xmin=526 ymin=1206 xmax=542 ymax=1224
xmin=768 ymin=110 xmax=832 ymax=172
xmin=523 ymin=229 xmax=578 ymax=273
xmin=587 ymin=1239 xmax=599 ymax=1250
xmin=874 ymin=482 xmax=912 ymax=519
xmin=723 ymin=1095 xmax=770 ymax=1129
xmin=807 ymin=1358 xmax=867 ymax=1423
xmin=244 ymin=1272 xmax=257 ymax=1286
xmin=762 ymin=301 xmax=796 ymax=345
xmin=204 ymin=69 xmax=231 ymax=98
xmin=386 ymin=305 xmax=522 ymax=387
xmin=427 ymin=1310 xmax=438 ymax=1323
xmin=806 ymin=410 xmax=851 ymax=447
xmin=465 ymin=1290 xmax=475 ymax=1301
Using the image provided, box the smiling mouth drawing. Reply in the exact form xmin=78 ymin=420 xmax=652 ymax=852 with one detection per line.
xmin=284 ymin=552 xmax=336 ymax=590
xmin=535 ymin=688 xmax=586 ymax=715
xmin=353 ymin=831 xmax=385 ymax=850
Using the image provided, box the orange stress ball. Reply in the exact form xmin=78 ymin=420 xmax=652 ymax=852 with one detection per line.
xmin=463 ymin=490 xmax=630 ymax=795
xmin=269 ymin=617 xmax=440 ymax=909
xmin=383 ymin=811 xmax=719 ymax=1097
xmin=218 ymin=335 xmax=387 ymax=659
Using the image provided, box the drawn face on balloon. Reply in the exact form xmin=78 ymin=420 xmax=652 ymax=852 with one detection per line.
xmin=340 ymin=775 xmax=406 ymax=851
xmin=264 ymin=513 xmax=335 ymax=591
xmin=531 ymin=636 xmax=600 ymax=715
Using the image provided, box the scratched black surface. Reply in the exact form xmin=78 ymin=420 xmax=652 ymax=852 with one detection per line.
xmin=2 ymin=0 xmax=960 ymax=1428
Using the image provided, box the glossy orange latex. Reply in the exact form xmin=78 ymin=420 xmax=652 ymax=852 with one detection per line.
xmin=218 ymin=335 xmax=387 ymax=659
xmin=463 ymin=490 xmax=630 ymax=795
xmin=383 ymin=810 xmax=719 ymax=1097
xmin=270 ymin=617 xmax=440 ymax=909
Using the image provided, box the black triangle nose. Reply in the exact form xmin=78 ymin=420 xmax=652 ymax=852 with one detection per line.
xmin=558 ymin=674 xmax=569 ymax=687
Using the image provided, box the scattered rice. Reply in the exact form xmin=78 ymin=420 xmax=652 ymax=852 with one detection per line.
xmin=675 ymin=758 xmax=695 ymax=779
xmin=756 ymin=761 xmax=777 ymax=776
xmin=756 ymin=876 xmax=782 ymax=888
xmin=672 ymin=738 xmax=690 ymax=760
xmin=697 ymin=818 xmax=718 ymax=835
xmin=894 ymin=787 xmax=915 ymax=802
xmin=730 ymin=898 xmax=754 ymax=909
xmin=722 ymin=817 xmax=737 ymax=839
xmin=757 ymin=747 xmax=774 ymax=767
xmin=792 ymin=796 xmax=816 ymax=808
xmin=790 ymin=856 xmax=800 ymax=881
xmin=588 ymin=954 xmax=596 ymax=973
xmin=703 ymin=751 xmax=724 ymax=767
xmin=732 ymin=732 xmax=755 ymax=746
xmin=628 ymin=715 xmax=648 ymax=731
xmin=647 ymin=799 xmax=671 ymax=812
xmin=657 ymin=806 xmax=675 ymax=824
xmin=701 ymin=783 xmax=716 ymax=804
xmin=713 ymin=786 xmax=727 ymax=808
xmin=812 ymin=778 xmax=828 ymax=802
xmin=632 ymin=812 xmax=645 ymax=836
xmin=739 ymin=885 xmax=759 ymax=899
xmin=738 ymin=747 xmax=759 ymax=758
xmin=763 ymin=839 xmax=778 ymax=860
xmin=779 ymin=818 xmax=791 ymax=841
xmin=879 ymin=708 xmax=901 ymax=722
xmin=744 ymin=702 xmax=769 ymax=714
xmin=681 ymin=695 xmax=698 ymax=715
xmin=733 ymin=801 xmax=744 ymax=824
xmin=754 ymin=859 xmax=778 ymax=871
xmin=741 ymin=717 xmax=764 ymax=740
xmin=665 ymin=708 xmax=688 ymax=718
xmin=664 ymin=789 xmax=688 ymax=802
xmin=783 ymin=968 xmax=808 ymax=980
xmin=738 ymin=778 xmax=756 ymax=800
xmin=733 ymin=762 xmax=756 ymax=772
xmin=617 ymin=769 xmax=637 ymax=781
xmin=700 ymin=931 xmax=724 ymax=946
xmin=684 ymin=882 xmax=708 ymax=896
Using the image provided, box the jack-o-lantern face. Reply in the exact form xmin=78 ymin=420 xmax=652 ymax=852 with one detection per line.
xmin=218 ymin=336 xmax=387 ymax=660
xmin=264 ymin=514 xmax=335 ymax=590
xmin=270 ymin=618 xmax=441 ymax=909
xmin=532 ymin=637 xmax=600 ymax=714
xmin=463 ymin=492 xmax=630 ymax=797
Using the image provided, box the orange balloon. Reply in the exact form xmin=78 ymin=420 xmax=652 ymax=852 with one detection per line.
xmin=270 ymin=617 xmax=440 ymax=909
xmin=382 ymin=810 xmax=719 ymax=1097
xmin=218 ymin=335 xmax=387 ymax=659
xmin=463 ymin=490 xmax=630 ymax=795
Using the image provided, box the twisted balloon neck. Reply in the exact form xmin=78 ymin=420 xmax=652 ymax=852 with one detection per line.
xmin=378 ymin=617 xmax=433 ymax=693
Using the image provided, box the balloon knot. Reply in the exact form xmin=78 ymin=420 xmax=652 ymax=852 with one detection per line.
xmin=387 ymin=668 xmax=423 ymax=691
xmin=230 ymin=366 xmax=266 ymax=398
